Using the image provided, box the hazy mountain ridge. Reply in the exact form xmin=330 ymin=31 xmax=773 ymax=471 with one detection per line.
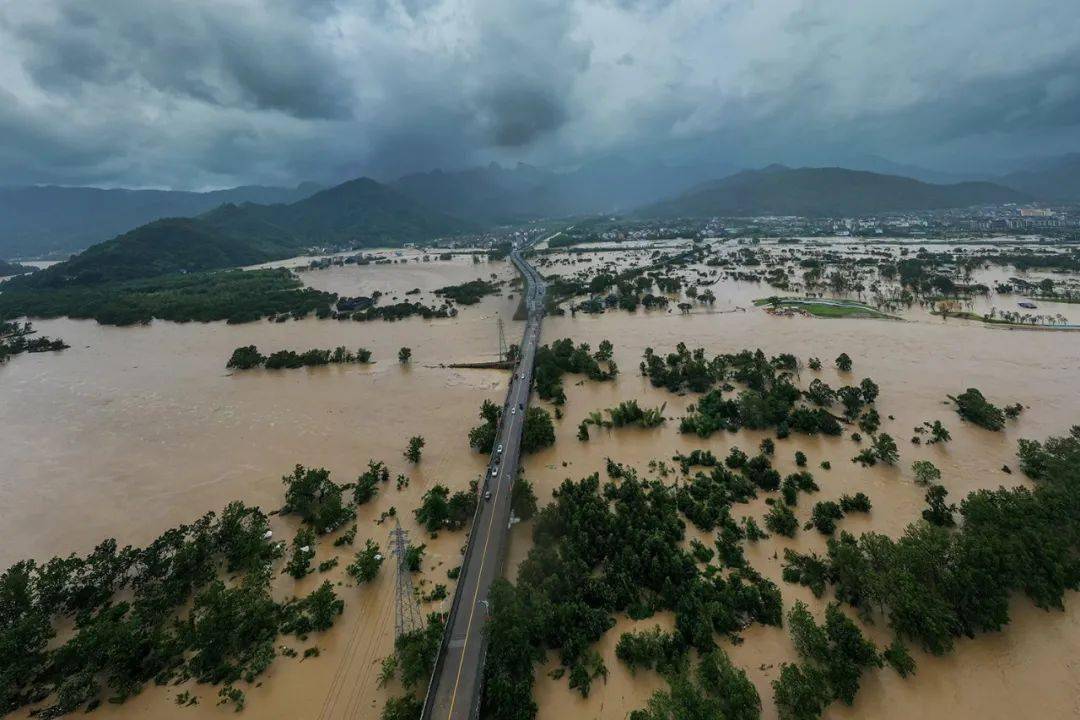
xmin=640 ymin=166 xmax=1030 ymax=217
xmin=0 ymin=183 xmax=323 ymax=259
xmin=10 ymin=178 xmax=477 ymax=289
xmin=5 ymin=152 xmax=1077 ymax=263
xmin=997 ymin=154 xmax=1080 ymax=201
xmin=390 ymin=157 xmax=727 ymax=222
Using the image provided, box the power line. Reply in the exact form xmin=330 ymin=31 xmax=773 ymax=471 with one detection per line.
xmin=390 ymin=521 xmax=422 ymax=639
xmin=497 ymin=317 xmax=508 ymax=363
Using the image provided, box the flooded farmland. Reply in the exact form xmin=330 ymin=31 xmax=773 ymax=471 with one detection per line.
xmin=0 ymin=252 xmax=519 ymax=719
xmin=2 ymin=242 xmax=1079 ymax=719
xmin=513 ymin=298 xmax=1080 ymax=720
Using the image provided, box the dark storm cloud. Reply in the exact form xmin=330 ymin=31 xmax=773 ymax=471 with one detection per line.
xmin=13 ymin=1 xmax=352 ymax=120
xmin=476 ymin=84 xmax=568 ymax=147
xmin=0 ymin=0 xmax=1078 ymax=188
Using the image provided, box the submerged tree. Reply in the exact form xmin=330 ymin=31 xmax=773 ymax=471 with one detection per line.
xmin=521 ymin=407 xmax=556 ymax=453
xmin=948 ymin=388 xmax=1006 ymax=431
xmin=347 ymin=540 xmax=384 ymax=584
xmin=405 ymin=436 xmax=425 ymax=464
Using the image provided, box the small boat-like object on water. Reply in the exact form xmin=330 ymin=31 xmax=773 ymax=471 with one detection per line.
xmin=1018 ymin=301 xmax=1038 ymax=309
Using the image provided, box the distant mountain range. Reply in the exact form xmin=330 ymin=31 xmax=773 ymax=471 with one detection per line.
xmin=996 ymin=154 xmax=1080 ymax=202
xmin=639 ymin=165 xmax=1029 ymax=218
xmin=13 ymin=178 xmax=477 ymax=288
xmin=389 ymin=157 xmax=725 ymax=223
xmin=4 ymin=151 xmax=1080 ymax=264
xmin=0 ymin=183 xmax=324 ymax=259
xmin=0 ymin=158 xmax=723 ymax=260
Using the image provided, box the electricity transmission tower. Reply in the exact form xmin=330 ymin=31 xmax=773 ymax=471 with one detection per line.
xmin=390 ymin=521 xmax=422 ymax=638
xmin=497 ymin=317 xmax=508 ymax=363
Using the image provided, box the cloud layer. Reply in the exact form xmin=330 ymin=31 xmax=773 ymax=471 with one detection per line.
xmin=2 ymin=0 xmax=1079 ymax=188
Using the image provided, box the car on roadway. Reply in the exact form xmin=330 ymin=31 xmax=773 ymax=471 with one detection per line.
xmin=497 ymin=443 xmax=503 ymax=454
xmin=491 ymin=465 xmax=499 ymax=476
xmin=484 ymin=491 xmax=492 ymax=501
xmin=511 ymin=407 xmax=516 ymax=415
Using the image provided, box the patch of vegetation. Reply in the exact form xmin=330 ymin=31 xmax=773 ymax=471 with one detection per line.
xmin=772 ymin=602 xmax=882 ymax=717
xmin=468 ymin=400 xmax=503 ymax=454
xmin=629 ymin=648 xmax=760 ymax=720
xmin=0 ymin=268 xmax=335 ymax=326
xmin=534 ymin=338 xmax=618 ymax=404
xmin=511 ymin=476 xmax=539 ymax=520
xmin=434 ymin=279 xmax=500 ymax=305
xmin=414 ymin=483 xmax=478 ymax=532
xmin=578 ymin=400 xmax=666 ymax=439
xmin=521 ymin=407 xmax=556 ymax=453
xmin=280 ymin=465 xmax=355 ymax=534
xmin=347 ymin=540 xmax=384 ymax=584
xmin=948 ymin=388 xmax=1008 ymax=431
xmin=773 ymin=424 xmax=1080 ymax=712
xmin=756 ymin=296 xmax=898 ymax=319
xmin=346 ymin=301 xmax=452 ymax=322
xmin=227 ymin=345 xmax=372 ymax=370
xmin=0 ymin=497 xmax=348 ymax=717
xmin=481 ymin=465 xmax=782 ymax=719
xmin=643 ymin=346 xmax=849 ymax=438
xmin=404 ymin=435 xmax=425 ymax=464
xmin=0 ymin=320 xmax=69 ymax=363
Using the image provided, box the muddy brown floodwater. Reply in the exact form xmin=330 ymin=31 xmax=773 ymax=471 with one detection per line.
xmin=509 ymin=269 xmax=1080 ymax=720
xmin=0 ymin=252 xmax=521 ymax=720
xmin=2 ymin=246 xmax=1079 ymax=719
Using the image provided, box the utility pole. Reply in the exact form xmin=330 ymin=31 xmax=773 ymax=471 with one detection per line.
xmin=390 ymin=521 xmax=422 ymax=638
xmin=497 ymin=317 xmax=508 ymax=363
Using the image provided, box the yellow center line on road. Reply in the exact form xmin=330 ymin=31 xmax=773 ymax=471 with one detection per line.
xmin=444 ymin=384 xmax=520 ymax=718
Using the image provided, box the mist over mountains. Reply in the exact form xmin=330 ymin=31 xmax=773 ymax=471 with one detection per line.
xmin=640 ymin=166 xmax=1028 ymax=218
xmin=1 ymin=152 xmax=1077 ymax=261
xmin=0 ymin=183 xmax=323 ymax=259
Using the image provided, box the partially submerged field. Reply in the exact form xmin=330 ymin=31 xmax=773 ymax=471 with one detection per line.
xmin=506 ymin=305 xmax=1080 ymax=720
xmin=0 ymin=250 xmax=519 ymax=719
xmin=754 ymin=296 xmax=899 ymax=319
xmin=3 ymin=239 xmax=1080 ymax=720
xmin=501 ymin=239 xmax=1080 ymax=720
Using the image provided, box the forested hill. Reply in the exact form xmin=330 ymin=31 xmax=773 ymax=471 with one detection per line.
xmin=996 ymin=153 xmax=1080 ymax=202
xmin=0 ymin=183 xmax=322 ymax=259
xmin=206 ymin=177 xmax=479 ymax=246
xmin=7 ymin=219 xmax=299 ymax=289
xmin=7 ymin=177 xmax=478 ymax=290
xmin=0 ymin=259 xmax=33 ymax=278
xmin=639 ymin=166 xmax=1029 ymax=218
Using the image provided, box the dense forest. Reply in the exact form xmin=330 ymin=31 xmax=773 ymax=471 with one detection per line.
xmin=481 ymin=424 xmax=1080 ymax=720
xmin=0 ymin=269 xmax=336 ymax=326
xmin=482 ymin=462 xmax=783 ymax=718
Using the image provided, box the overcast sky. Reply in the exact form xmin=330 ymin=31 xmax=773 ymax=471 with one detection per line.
xmin=1 ymin=0 xmax=1079 ymax=189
